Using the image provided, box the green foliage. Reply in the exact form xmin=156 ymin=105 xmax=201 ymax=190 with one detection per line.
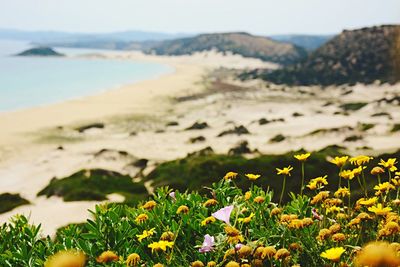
xmin=37 ymin=169 xmax=148 ymax=204
xmin=339 ymin=102 xmax=368 ymax=111
xmin=0 ymin=193 xmax=30 ymax=214
xmin=391 ymin=124 xmax=400 ymax=133
xmin=146 ymin=148 xmax=400 ymax=204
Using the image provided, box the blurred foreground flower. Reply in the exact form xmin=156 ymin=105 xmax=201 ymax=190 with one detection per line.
xmin=354 ymin=241 xmax=400 ymax=267
xmin=45 ymin=250 xmax=86 ymax=267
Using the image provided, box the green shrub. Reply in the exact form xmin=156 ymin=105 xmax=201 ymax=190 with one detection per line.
xmin=0 ymin=193 xmax=29 ymax=214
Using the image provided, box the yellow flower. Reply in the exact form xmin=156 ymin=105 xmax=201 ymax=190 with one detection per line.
xmin=308 ymin=175 xmax=328 ymax=189
xmin=374 ymin=182 xmax=395 ymax=194
xmin=245 ymin=173 xmax=261 ymax=180
xmin=334 ymin=187 xmax=350 ymax=198
xmin=368 ymin=203 xmax=392 ymax=216
xmin=354 ymin=241 xmax=400 ymax=267
xmin=44 ymin=250 xmax=86 ymax=267
xmin=244 ymin=191 xmax=252 ymax=200
xmin=96 ymin=251 xmax=119 ymax=263
xmin=379 ymin=158 xmax=398 ymax=172
xmin=148 ymin=240 xmax=174 ymax=252
xmin=306 ymin=180 xmax=318 ymax=190
xmin=201 ymin=216 xmax=216 ymax=226
xmin=350 ymin=155 xmax=373 ymax=166
xmin=371 ymin=166 xmax=385 ymax=175
xmin=358 ymin=197 xmax=378 ymax=206
xmin=176 ymin=205 xmax=189 ymax=214
xmin=238 ymin=213 xmax=255 ymax=224
xmin=254 ymin=196 xmax=265 ymax=203
xmin=339 ymin=170 xmax=355 ymax=180
xmin=352 ymin=166 xmax=366 ymax=176
xmin=320 ymin=247 xmax=345 ymax=262
xmin=294 ymin=153 xmax=311 ymax=162
xmin=224 ymin=171 xmax=238 ymax=180
xmin=137 ymin=228 xmax=155 ymax=242
xmin=203 ymin=199 xmax=218 ymax=207
xmin=142 ymin=200 xmax=157 ymax=210
xmin=311 ymin=191 xmax=330 ymax=205
xmin=275 ymin=248 xmax=290 ymax=260
xmin=191 ymin=260 xmax=205 ymax=267
xmin=276 ymin=166 xmax=293 ymax=176
xmin=326 ymin=206 xmax=341 ymax=214
xmin=332 ymin=233 xmax=346 ymax=242
xmin=225 ymin=261 xmax=240 ymax=267
xmin=224 ymin=225 xmax=244 ymax=244
xmin=135 ymin=213 xmax=148 ymax=224
xmin=126 ymin=253 xmax=140 ymax=266
xmin=160 ymin=231 xmax=174 ymax=241
xmin=329 ymin=156 xmax=349 ymax=167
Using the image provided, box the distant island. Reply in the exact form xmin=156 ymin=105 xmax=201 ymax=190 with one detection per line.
xmin=16 ymin=47 xmax=65 ymax=57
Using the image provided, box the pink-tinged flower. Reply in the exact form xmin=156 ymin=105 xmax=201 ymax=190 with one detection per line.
xmin=312 ymin=208 xmax=323 ymax=221
xmin=212 ymin=205 xmax=234 ymax=225
xmin=169 ymin=191 xmax=176 ymax=200
xmin=235 ymin=243 xmax=244 ymax=251
xmin=199 ymin=234 xmax=215 ymax=253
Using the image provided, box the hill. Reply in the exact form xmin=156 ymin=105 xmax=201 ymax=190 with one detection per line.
xmin=16 ymin=47 xmax=64 ymax=57
xmin=269 ymin=34 xmax=333 ymax=51
xmin=256 ymin=25 xmax=400 ymax=85
xmin=144 ymin=32 xmax=307 ymax=65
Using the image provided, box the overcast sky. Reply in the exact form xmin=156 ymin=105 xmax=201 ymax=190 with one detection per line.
xmin=0 ymin=0 xmax=399 ymax=35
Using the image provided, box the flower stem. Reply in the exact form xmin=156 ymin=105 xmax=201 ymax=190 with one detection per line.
xmin=279 ymin=175 xmax=287 ymax=206
xmin=300 ymin=163 xmax=305 ymax=196
xmin=347 ymin=179 xmax=351 ymax=215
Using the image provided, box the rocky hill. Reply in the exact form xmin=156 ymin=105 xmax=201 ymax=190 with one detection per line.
xmin=16 ymin=47 xmax=64 ymax=57
xmin=144 ymin=32 xmax=307 ymax=65
xmin=255 ymin=25 xmax=400 ymax=85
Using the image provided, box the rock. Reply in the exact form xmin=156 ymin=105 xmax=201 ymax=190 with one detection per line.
xmin=258 ymin=118 xmax=285 ymax=125
xmin=189 ymin=136 xmax=206 ymax=143
xmin=75 ymin=123 xmax=104 ymax=133
xmin=185 ymin=122 xmax=209 ymax=130
xmin=228 ymin=141 xmax=252 ymax=155
xmin=269 ymin=134 xmax=285 ymax=143
xmin=292 ymin=112 xmax=304 ymax=117
xmin=92 ymin=149 xmax=135 ymax=162
xmin=166 ymin=121 xmax=179 ymax=126
xmin=132 ymin=158 xmax=149 ymax=169
xmin=217 ymin=125 xmax=250 ymax=137
xmin=343 ymin=135 xmax=363 ymax=142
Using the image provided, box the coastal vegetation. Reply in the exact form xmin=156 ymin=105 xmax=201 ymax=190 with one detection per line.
xmin=37 ymin=169 xmax=148 ymax=204
xmin=0 ymin=193 xmax=29 ymax=214
xmin=1 ymin=153 xmax=400 ymax=266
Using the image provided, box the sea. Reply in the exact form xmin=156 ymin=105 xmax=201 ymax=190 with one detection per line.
xmin=0 ymin=40 xmax=173 ymax=112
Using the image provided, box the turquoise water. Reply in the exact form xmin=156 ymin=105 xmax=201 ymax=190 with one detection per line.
xmin=0 ymin=40 xmax=173 ymax=112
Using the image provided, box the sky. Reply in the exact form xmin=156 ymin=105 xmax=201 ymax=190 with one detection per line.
xmin=0 ymin=0 xmax=399 ymax=35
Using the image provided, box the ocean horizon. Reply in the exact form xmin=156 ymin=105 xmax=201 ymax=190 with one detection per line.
xmin=0 ymin=40 xmax=173 ymax=112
